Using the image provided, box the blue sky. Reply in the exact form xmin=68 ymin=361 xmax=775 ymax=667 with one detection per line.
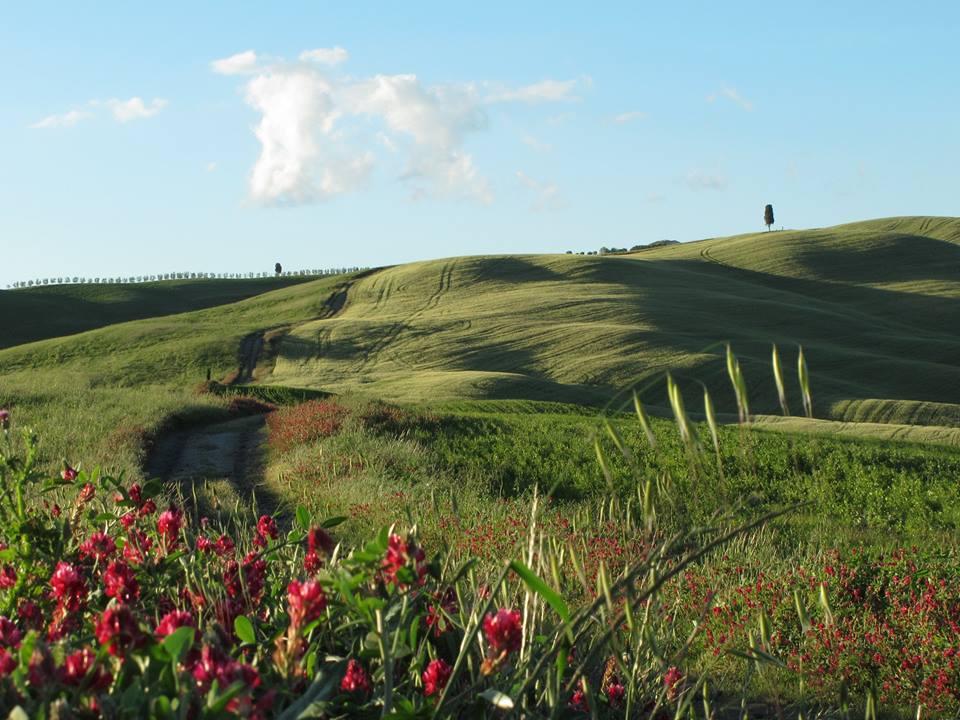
xmin=3 ymin=1 xmax=958 ymax=287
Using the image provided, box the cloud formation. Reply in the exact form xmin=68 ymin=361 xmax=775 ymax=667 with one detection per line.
xmin=211 ymin=50 xmax=259 ymax=75
xmin=29 ymin=109 xmax=93 ymax=129
xmin=486 ymin=77 xmax=587 ymax=104
xmin=29 ymin=97 xmax=167 ymax=129
xmin=706 ymin=86 xmax=753 ymax=111
xmin=216 ymin=49 xmax=582 ymax=205
xmin=612 ymin=110 xmax=648 ymax=124
xmin=516 ymin=170 xmax=566 ymax=211
xmin=686 ymin=170 xmax=728 ymax=191
xmin=106 ymin=97 xmax=168 ymax=122
xmin=299 ymin=46 xmax=349 ymax=65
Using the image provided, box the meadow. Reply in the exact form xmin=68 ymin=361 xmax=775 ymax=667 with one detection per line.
xmin=0 ymin=216 xmax=959 ymax=717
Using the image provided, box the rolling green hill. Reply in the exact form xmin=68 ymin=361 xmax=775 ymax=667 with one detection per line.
xmin=0 ymin=277 xmax=316 ymax=349
xmin=1 ymin=216 xmax=959 ymax=474
xmin=259 ymin=216 xmax=960 ymax=425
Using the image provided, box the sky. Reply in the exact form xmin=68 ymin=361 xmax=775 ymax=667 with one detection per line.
xmin=2 ymin=1 xmax=959 ymax=287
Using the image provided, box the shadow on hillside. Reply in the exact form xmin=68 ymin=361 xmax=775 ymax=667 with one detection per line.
xmin=794 ymin=233 xmax=960 ymax=284
xmin=471 ymin=256 xmax=565 ymax=284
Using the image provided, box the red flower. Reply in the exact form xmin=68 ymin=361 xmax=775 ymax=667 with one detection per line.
xmin=59 ymin=647 xmax=112 ymax=689
xmin=138 ymin=499 xmax=157 ymax=517
xmin=61 ymin=464 xmax=78 ymax=482
xmin=341 ymin=659 xmax=372 ymax=695
xmin=483 ymin=608 xmax=523 ymax=655
xmin=17 ymin=601 xmax=42 ymax=631
xmin=308 ymin=527 xmax=334 ymax=555
xmin=196 ymin=536 xmax=214 ymax=553
xmin=128 ymin=483 xmax=142 ymax=505
xmin=79 ymin=531 xmax=117 ymax=562
xmin=192 ymin=644 xmax=260 ymax=696
xmin=120 ymin=512 xmax=136 ymax=528
xmin=287 ymin=579 xmax=327 ymax=630
xmin=382 ymin=533 xmax=426 ymax=588
xmin=0 ymin=617 xmax=21 ymax=649
xmin=157 ymin=506 xmax=183 ymax=548
xmin=570 ymin=689 xmax=587 ymax=711
xmin=257 ymin=515 xmax=279 ymax=541
xmin=103 ymin=560 xmax=140 ymax=603
xmin=422 ymin=659 xmax=452 ymax=697
xmin=0 ymin=410 xmax=9 ymax=430
xmin=0 ymin=649 xmax=14 ymax=676
xmin=214 ymin=534 xmax=235 ymax=557
xmin=95 ymin=604 xmax=142 ymax=656
xmin=0 ymin=565 xmax=16 ymax=589
xmin=50 ymin=562 xmax=87 ymax=611
xmin=664 ymin=666 xmax=683 ymax=699
xmin=78 ymin=483 xmax=95 ymax=503
xmin=606 ymin=681 xmax=626 ymax=706
xmin=155 ymin=610 xmax=196 ymax=639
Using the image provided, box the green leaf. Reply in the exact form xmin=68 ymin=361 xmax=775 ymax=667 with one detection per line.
xmin=162 ymin=626 xmax=195 ymax=665
xmin=509 ymin=560 xmax=570 ymax=622
xmin=296 ymin=505 xmax=311 ymax=531
xmin=234 ymin=616 xmax=255 ymax=646
xmin=479 ymin=689 xmax=515 ymax=710
xmin=321 ymin=515 xmax=348 ymax=529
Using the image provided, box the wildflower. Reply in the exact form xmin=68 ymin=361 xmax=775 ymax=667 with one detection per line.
xmin=0 ymin=565 xmax=16 ymax=589
xmin=120 ymin=512 xmax=136 ymax=528
xmin=61 ymin=463 xmax=78 ymax=482
xmin=570 ymin=689 xmax=587 ymax=711
xmin=425 ymin=587 xmax=458 ymax=637
xmin=0 ymin=617 xmax=21 ymax=649
xmin=483 ymin=608 xmax=523 ymax=655
xmin=79 ymin=531 xmax=117 ymax=561
xmin=17 ymin=601 xmax=42 ymax=631
xmin=214 ymin=534 xmax=235 ymax=557
xmin=50 ymin=562 xmax=87 ymax=611
xmin=51 ymin=504 xmax=62 ymax=518
xmin=304 ymin=527 xmax=334 ymax=573
xmin=123 ymin=529 xmax=153 ymax=565
xmin=382 ymin=533 xmax=426 ymax=588
xmin=287 ymin=579 xmax=327 ymax=630
xmin=128 ymin=483 xmax=142 ymax=505
xmin=193 ymin=644 xmax=260 ymax=694
xmin=77 ymin=483 xmax=95 ymax=503
xmin=155 ymin=610 xmax=196 ymax=639
xmin=257 ymin=515 xmax=279 ymax=542
xmin=157 ymin=506 xmax=183 ymax=548
xmin=196 ymin=536 xmax=214 ymax=553
xmin=103 ymin=560 xmax=140 ymax=603
xmin=0 ymin=649 xmax=14 ymax=676
xmin=606 ymin=681 xmax=626 ymax=706
xmin=59 ymin=647 xmax=112 ymax=689
xmin=95 ymin=604 xmax=142 ymax=656
xmin=664 ymin=666 xmax=683 ymax=699
xmin=138 ymin=499 xmax=157 ymax=517
xmin=0 ymin=410 xmax=8 ymax=430
xmin=422 ymin=659 xmax=452 ymax=697
xmin=341 ymin=659 xmax=372 ymax=695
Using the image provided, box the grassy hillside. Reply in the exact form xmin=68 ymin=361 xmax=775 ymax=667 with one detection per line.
xmin=2 ymin=216 xmax=959 ymax=476
xmin=260 ymin=216 xmax=960 ymax=425
xmin=0 ymin=276 xmax=316 ymax=349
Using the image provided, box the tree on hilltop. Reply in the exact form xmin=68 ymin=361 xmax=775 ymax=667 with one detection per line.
xmin=275 ymin=262 xmax=282 ymax=276
xmin=764 ymin=204 xmax=775 ymax=231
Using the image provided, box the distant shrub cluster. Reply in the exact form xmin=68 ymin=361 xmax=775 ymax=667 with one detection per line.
xmin=565 ymin=240 xmax=679 ymax=256
xmin=6 ymin=267 xmax=368 ymax=290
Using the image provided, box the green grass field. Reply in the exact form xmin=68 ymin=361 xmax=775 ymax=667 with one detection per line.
xmin=0 ymin=276 xmax=316 ymax=349
xmin=2 ymin=215 xmax=959 ymax=476
xmin=3 ymin=216 xmax=960 ymax=716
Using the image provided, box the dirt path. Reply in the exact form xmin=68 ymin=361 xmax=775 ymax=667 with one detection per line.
xmin=145 ymin=414 xmax=279 ymax=519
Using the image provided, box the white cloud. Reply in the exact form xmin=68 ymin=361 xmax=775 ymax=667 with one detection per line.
xmin=706 ymin=86 xmax=753 ymax=111
xmin=521 ymin=134 xmax=551 ymax=152
xmin=211 ymin=50 xmax=258 ymax=75
xmin=516 ymin=170 xmax=566 ymax=211
xmin=299 ymin=46 xmax=349 ymax=65
xmin=487 ymin=78 xmax=585 ymax=104
xmin=206 ymin=161 xmax=217 ymax=172
xmin=29 ymin=109 xmax=93 ymax=129
xmin=612 ymin=110 xmax=648 ymax=124
xmin=215 ymin=49 xmax=582 ymax=205
xmin=686 ymin=170 xmax=728 ymax=191
xmin=106 ymin=97 xmax=167 ymax=122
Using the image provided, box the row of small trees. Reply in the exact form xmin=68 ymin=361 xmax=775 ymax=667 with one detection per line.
xmin=6 ymin=267 xmax=368 ymax=290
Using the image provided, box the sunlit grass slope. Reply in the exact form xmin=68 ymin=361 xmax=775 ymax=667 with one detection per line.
xmin=0 ymin=277 xmax=315 ymax=349
xmin=264 ymin=216 xmax=960 ymax=425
